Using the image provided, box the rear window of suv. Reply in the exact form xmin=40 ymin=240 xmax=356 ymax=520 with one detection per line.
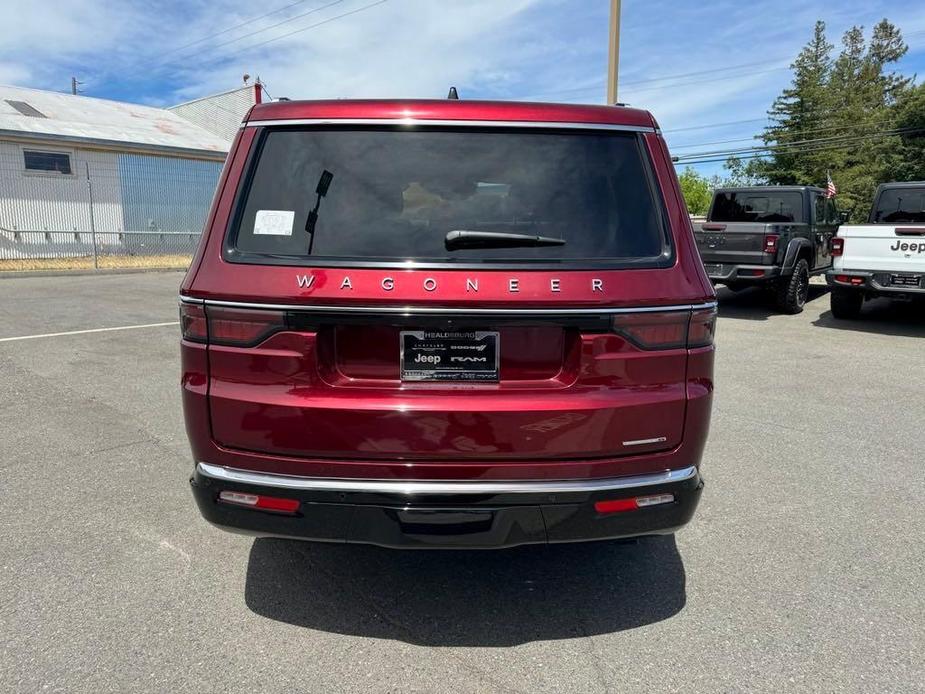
xmin=870 ymin=187 xmax=925 ymax=223
xmin=710 ymin=191 xmax=804 ymax=223
xmin=227 ymin=127 xmax=670 ymax=267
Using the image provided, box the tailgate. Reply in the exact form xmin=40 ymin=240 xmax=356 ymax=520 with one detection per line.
xmin=204 ymin=307 xmax=693 ymax=462
xmin=838 ymin=225 xmax=925 ymax=272
xmin=693 ymin=222 xmax=771 ymax=266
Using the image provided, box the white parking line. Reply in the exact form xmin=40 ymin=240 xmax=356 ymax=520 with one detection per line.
xmin=0 ymin=321 xmax=179 ymax=343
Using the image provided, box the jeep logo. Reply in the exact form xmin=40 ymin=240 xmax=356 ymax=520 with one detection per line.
xmin=413 ymin=354 xmax=441 ymax=364
xmin=890 ymin=240 xmax=925 ymax=254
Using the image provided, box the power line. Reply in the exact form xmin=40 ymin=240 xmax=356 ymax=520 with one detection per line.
xmin=179 ymin=0 xmax=346 ymax=60
xmin=158 ymin=0 xmax=317 ymax=58
xmin=520 ymin=58 xmax=790 ymax=100
xmin=522 ymin=64 xmax=789 ymax=101
xmin=670 ymin=116 xmax=898 ymax=149
xmin=215 ymin=0 xmax=387 ymax=54
xmin=664 ymin=98 xmax=905 ymax=138
xmin=118 ymin=0 xmax=383 ymax=85
xmin=675 ymin=127 xmax=925 ymax=165
xmin=664 ymin=117 xmax=772 ymax=134
xmin=675 ymin=127 xmax=918 ymax=161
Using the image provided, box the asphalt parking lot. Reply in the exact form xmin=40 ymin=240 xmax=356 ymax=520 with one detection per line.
xmin=1 ymin=271 xmax=922 ymax=693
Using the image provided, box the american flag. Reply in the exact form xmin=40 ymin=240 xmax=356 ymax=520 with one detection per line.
xmin=825 ymin=172 xmax=837 ymax=199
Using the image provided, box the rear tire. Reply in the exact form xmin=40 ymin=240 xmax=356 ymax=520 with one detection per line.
xmin=775 ymin=259 xmax=810 ymax=314
xmin=830 ymin=288 xmax=863 ymax=319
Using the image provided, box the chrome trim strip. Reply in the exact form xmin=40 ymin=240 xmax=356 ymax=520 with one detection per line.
xmin=243 ymin=118 xmax=655 ymax=133
xmin=197 ymin=462 xmax=697 ymax=495
xmin=622 ymin=436 xmax=668 ymax=447
xmin=178 ymin=295 xmax=717 ymax=315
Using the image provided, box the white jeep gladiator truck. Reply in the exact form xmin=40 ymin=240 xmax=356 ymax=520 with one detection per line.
xmin=827 ymin=182 xmax=925 ymax=318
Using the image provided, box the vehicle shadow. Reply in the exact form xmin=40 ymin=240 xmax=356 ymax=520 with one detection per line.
xmin=244 ymin=535 xmax=686 ymax=647
xmin=716 ymin=284 xmax=829 ymax=321
xmin=813 ymin=298 xmax=925 ymax=338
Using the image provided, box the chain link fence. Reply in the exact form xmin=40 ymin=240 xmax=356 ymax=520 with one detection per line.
xmin=0 ymin=146 xmax=222 ymax=271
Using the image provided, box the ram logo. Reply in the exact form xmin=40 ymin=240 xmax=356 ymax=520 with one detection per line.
xmin=451 ymin=356 xmax=488 ymax=363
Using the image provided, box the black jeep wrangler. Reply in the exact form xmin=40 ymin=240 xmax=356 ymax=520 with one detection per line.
xmin=693 ymin=186 xmax=841 ymax=313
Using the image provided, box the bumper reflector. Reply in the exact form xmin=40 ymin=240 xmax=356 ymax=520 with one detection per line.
xmin=218 ymin=490 xmax=300 ymax=514
xmin=595 ymin=494 xmax=675 ymax=514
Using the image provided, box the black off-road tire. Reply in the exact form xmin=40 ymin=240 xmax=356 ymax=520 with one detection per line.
xmin=830 ymin=287 xmax=863 ymax=319
xmin=775 ymin=259 xmax=810 ymax=314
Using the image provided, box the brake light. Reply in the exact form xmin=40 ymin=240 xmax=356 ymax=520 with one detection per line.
xmin=763 ymin=234 xmax=779 ymax=254
xmin=835 ymin=274 xmax=865 ymax=286
xmin=612 ymin=307 xmax=717 ymax=350
xmin=219 ymin=490 xmax=300 ymax=514
xmin=831 ymin=237 xmax=844 ymax=256
xmin=207 ymin=307 xmax=286 ymax=347
xmin=179 ymin=304 xmax=207 ymax=342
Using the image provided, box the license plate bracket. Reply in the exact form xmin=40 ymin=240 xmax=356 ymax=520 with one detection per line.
xmin=890 ymin=274 xmax=921 ymax=287
xmin=400 ymin=330 xmax=500 ymax=382
xmin=704 ymin=263 xmax=724 ymax=277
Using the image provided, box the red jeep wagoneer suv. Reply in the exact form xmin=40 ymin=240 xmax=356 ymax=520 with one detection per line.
xmin=180 ymin=99 xmax=715 ymax=549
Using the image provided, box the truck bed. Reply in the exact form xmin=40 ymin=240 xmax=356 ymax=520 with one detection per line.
xmin=835 ymin=224 xmax=925 ymax=273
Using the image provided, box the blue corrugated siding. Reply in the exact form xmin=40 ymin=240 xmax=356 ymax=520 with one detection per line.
xmin=118 ymin=154 xmax=222 ymax=232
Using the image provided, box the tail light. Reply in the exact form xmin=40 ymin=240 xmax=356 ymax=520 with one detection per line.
xmin=763 ymin=234 xmax=780 ymax=254
xmin=612 ymin=307 xmax=717 ymax=350
xmin=179 ymin=304 xmax=286 ymax=347
xmin=688 ymin=307 xmax=717 ymax=348
xmin=831 ymin=237 xmax=844 ymax=256
xmin=179 ymin=304 xmax=207 ymax=343
xmin=834 ymin=274 xmax=865 ymax=286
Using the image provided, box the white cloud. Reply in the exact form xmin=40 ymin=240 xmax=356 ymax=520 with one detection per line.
xmin=166 ymin=0 xmax=546 ymax=103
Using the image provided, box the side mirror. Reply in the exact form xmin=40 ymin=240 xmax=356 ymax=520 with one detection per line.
xmin=839 ymin=210 xmax=851 ymax=224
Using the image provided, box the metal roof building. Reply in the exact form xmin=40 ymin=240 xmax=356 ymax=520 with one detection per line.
xmin=167 ymin=83 xmax=263 ymax=143
xmin=0 ymin=85 xmax=230 ymax=159
xmin=0 ymin=83 xmax=257 ymax=264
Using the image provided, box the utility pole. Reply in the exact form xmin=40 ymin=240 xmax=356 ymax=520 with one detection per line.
xmin=606 ymin=0 xmax=621 ymax=104
xmin=71 ymin=77 xmax=82 ymax=95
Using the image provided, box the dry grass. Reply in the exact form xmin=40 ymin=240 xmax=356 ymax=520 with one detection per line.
xmin=0 ymin=254 xmax=192 ymax=272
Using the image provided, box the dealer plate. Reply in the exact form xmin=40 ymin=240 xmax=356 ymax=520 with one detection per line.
xmin=400 ymin=331 xmax=499 ymax=382
xmin=704 ymin=263 xmax=724 ymax=277
xmin=890 ymin=274 xmax=921 ymax=287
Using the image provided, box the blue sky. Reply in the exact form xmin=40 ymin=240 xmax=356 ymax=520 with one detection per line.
xmin=2 ymin=0 xmax=923 ymax=177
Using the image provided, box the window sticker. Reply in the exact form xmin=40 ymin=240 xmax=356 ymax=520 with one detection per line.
xmin=254 ymin=210 xmax=295 ymax=236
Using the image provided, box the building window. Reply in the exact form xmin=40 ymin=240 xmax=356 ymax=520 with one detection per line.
xmin=23 ymin=150 xmax=73 ymax=175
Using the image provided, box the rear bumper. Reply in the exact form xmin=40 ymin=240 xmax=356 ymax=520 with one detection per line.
xmin=191 ymin=463 xmax=703 ymax=549
xmin=826 ymin=269 xmax=925 ymax=296
xmin=705 ymin=263 xmax=780 ymax=284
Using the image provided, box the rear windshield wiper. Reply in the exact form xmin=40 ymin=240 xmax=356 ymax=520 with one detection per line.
xmin=445 ymin=229 xmax=566 ymax=250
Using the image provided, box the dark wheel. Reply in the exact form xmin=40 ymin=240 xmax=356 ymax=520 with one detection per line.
xmin=830 ymin=287 xmax=863 ymax=319
xmin=775 ymin=259 xmax=810 ymax=314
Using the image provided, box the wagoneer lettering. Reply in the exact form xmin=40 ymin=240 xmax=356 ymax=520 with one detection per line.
xmin=181 ymin=98 xmax=715 ymax=549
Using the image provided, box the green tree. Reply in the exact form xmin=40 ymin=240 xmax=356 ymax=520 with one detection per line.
xmin=750 ymin=20 xmax=834 ymax=185
xmin=892 ymin=83 xmax=925 ymax=182
xmin=741 ymin=19 xmax=912 ymax=220
xmin=677 ymin=167 xmax=713 ymax=215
